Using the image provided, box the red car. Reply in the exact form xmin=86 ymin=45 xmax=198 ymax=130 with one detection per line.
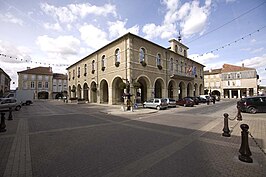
xmin=176 ymin=98 xmax=194 ymax=107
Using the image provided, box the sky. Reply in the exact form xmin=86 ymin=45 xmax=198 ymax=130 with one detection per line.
xmin=0 ymin=0 xmax=266 ymax=89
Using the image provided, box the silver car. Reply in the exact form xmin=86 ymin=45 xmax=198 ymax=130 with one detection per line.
xmin=143 ymin=98 xmax=168 ymax=110
xmin=165 ymin=98 xmax=176 ymax=108
xmin=0 ymin=98 xmax=21 ymax=111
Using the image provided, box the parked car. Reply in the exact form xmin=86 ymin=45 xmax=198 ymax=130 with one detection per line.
xmin=237 ymin=96 xmax=266 ymax=114
xmin=185 ymin=96 xmax=200 ymax=105
xmin=143 ymin=98 xmax=168 ymax=110
xmin=165 ymin=98 xmax=176 ymax=108
xmin=197 ymin=96 xmax=206 ymax=103
xmin=0 ymin=98 xmax=21 ymax=111
xmin=176 ymin=97 xmax=194 ymax=107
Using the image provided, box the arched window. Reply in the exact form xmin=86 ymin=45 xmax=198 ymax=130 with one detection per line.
xmin=92 ymin=60 xmax=95 ymax=71
xmin=115 ymin=48 xmax=120 ymax=62
xmin=102 ymin=55 xmax=105 ymax=68
xmin=170 ymin=58 xmax=173 ymax=71
xmin=139 ymin=48 xmax=145 ymax=62
xmin=84 ymin=64 xmax=87 ymax=76
xmin=156 ymin=53 xmax=161 ymax=66
xmin=78 ymin=67 xmax=80 ymax=77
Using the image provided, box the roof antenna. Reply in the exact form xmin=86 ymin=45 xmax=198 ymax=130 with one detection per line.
xmin=178 ymin=30 xmax=182 ymax=42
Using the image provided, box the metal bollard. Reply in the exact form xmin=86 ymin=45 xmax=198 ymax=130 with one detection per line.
xmin=239 ymin=124 xmax=253 ymax=163
xmin=236 ymin=106 xmax=242 ymax=121
xmin=8 ymin=108 xmax=13 ymax=120
xmin=0 ymin=113 xmax=7 ymax=132
xmin=222 ymin=113 xmax=230 ymax=137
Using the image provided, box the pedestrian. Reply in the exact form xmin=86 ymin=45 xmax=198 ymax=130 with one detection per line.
xmin=212 ymin=96 xmax=215 ymax=104
xmin=206 ymin=96 xmax=210 ymax=105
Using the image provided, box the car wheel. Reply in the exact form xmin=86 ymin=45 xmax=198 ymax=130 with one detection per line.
xmin=184 ymin=104 xmax=187 ymax=107
xmin=15 ymin=105 xmax=21 ymax=111
xmin=26 ymin=101 xmax=31 ymax=105
xmin=143 ymin=104 xmax=147 ymax=108
xmin=156 ymin=106 xmax=161 ymax=110
xmin=248 ymin=107 xmax=257 ymax=114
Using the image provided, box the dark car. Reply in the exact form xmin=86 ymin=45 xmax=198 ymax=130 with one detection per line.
xmin=176 ymin=97 xmax=194 ymax=107
xmin=237 ymin=96 xmax=266 ymax=114
xmin=198 ymin=96 xmax=207 ymax=103
xmin=185 ymin=96 xmax=200 ymax=105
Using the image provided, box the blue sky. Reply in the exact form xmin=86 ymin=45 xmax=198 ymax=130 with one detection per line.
xmin=0 ymin=0 xmax=266 ymax=89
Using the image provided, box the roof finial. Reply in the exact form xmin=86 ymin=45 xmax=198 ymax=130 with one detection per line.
xmin=178 ymin=30 xmax=182 ymax=42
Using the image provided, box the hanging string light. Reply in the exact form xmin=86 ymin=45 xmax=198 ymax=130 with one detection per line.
xmin=0 ymin=53 xmax=70 ymax=67
xmin=192 ymin=25 xmax=266 ymax=59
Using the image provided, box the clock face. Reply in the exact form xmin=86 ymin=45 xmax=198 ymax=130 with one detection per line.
xmin=179 ymin=46 xmax=182 ymax=52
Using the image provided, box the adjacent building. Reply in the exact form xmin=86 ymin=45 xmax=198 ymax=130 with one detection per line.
xmin=204 ymin=64 xmax=259 ymax=98
xmin=0 ymin=68 xmax=11 ymax=97
xmin=67 ymin=33 xmax=205 ymax=105
xmin=17 ymin=67 xmax=67 ymax=99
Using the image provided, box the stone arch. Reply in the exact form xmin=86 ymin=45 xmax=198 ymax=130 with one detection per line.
xmin=178 ymin=81 xmax=186 ymax=99
xmin=112 ymin=77 xmax=124 ymax=104
xmin=194 ymin=83 xmax=198 ymax=96
xmin=71 ymin=85 xmax=76 ymax=98
xmin=90 ymin=81 xmax=97 ymax=103
xmin=136 ymin=75 xmax=151 ymax=103
xmin=199 ymin=84 xmax=203 ymax=95
xmin=211 ymin=90 xmax=221 ymax=97
xmin=100 ymin=79 xmax=109 ymax=104
xmin=187 ymin=82 xmax=193 ymax=97
xmin=154 ymin=78 xmax=165 ymax=98
xmin=38 ymin=91 xmax=49 ymax=99
xmin=83 ymin=83 xmax=89 ymax=101
xmin=168 ymin=80 xmax=177 ymax=99
xmin=77 ymin=84 xmax=82 ymax=99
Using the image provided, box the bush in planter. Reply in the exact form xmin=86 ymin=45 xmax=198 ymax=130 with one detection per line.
xmin=133 ymin=81 xmax=141 ymax=88
xmin=71 ymin=89 xmax=75 ymax=92
xmin=115 ymin=61 xmax=120 ymax=67
xmin=140 ymin=61 xmax=147 ymax=67
xmin=119 ymin=82 xmax=127 ymax=90
xmin=157 ymin=65 xmax=162 ymax=70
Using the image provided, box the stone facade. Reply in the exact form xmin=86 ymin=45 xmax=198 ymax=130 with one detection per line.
xmin=17 ymin=67 xmax=67 ymax=99
xmin=204 ymin=64 xmax=259 ymax=99
xmin=0 ymin=68 xmax=11 ymax=97
xmin=67 ymin=33 xmax=204 ymax=105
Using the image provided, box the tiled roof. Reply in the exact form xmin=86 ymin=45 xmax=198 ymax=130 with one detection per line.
xmin=53 ymin=73 xmax=67 ymax=80
xmin=204 ymin=64 xmax=255 ymax=75
xmin=0 ymin=68 xmax=11 ymax=80
xmin=204 ymin=69 xmax=222 ymax=75
xmin=17 ymin=67 xmax=53 ymax=75
xmin=222 ymin=64 xmax=255 ymax=72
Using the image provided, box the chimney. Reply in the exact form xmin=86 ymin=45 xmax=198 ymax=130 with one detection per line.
xmin=242 ymin=63 xmax=244 ymax=67
xmin=27 ymin=67 xmax=30 ymax=70
xmin=49 ymin=67 xmax=52 ymax=73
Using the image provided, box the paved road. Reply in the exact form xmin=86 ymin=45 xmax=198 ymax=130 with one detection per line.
xmin=0 ymin=100 xmax=265 ymax=177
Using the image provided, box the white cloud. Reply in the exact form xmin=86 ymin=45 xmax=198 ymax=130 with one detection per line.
xmin=189 ymin=52 xmax=219 ymax=64
xmin=79 ymin=24 xmax=109 ymax=50
xmin=108 ymin=20 xmax=139 ymax=38
xmin=250 ymin=39 xmax=256 ymax=43
xmin=36 ymin=35 xmax=80 ymax=55
xmin=40 ymin=2 xmax=116 ymax=24
xmin=179 ymin=1 xmax=211 ymax=37
xmin=43 ymin=22 xmax=62 ymax=31
xmin=251 ymin=47 xmax=264 ymax=54
xmin=142 ymin=0 xmax=212 ymax=40
xmin=0 ymin=12 xmax=23 ymax=26
xmin=237 ymin=54 xmax=266 ymax=69
xmin=226 ymin=0 xmax=236 ymax=3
